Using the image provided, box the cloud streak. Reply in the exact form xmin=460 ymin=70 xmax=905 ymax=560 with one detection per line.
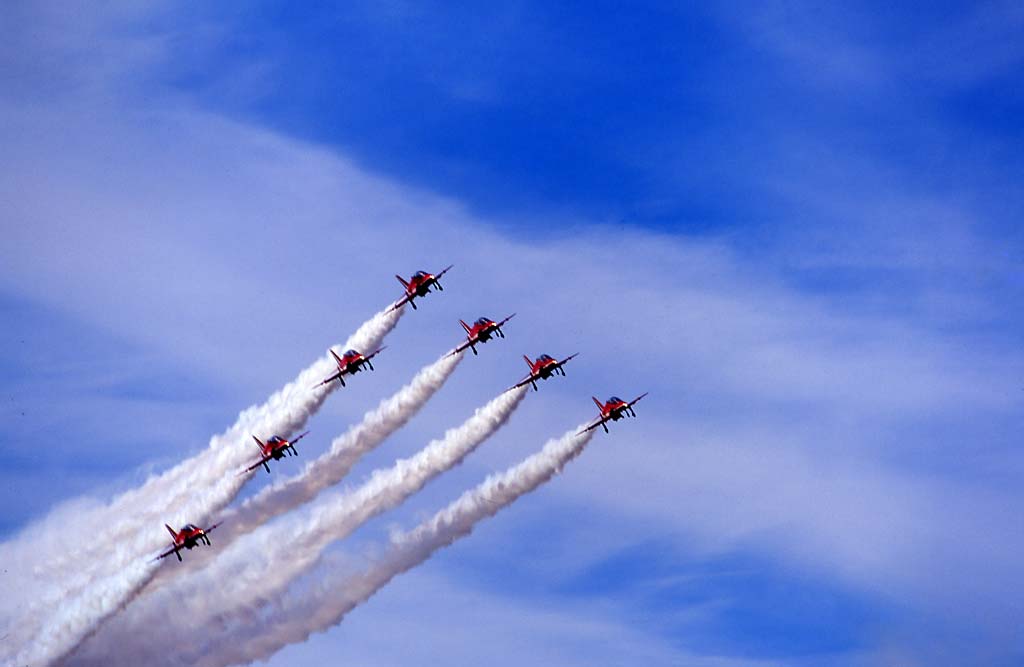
xmin=146 ymin=347 xmax=465 ymax=587
xmin=193 ymin=424 xmax=597 ymax=667
xmin=2 ymin=306 xmax=404 ymax=667
xmin=70 ymin=385 xmax=529 ymax=665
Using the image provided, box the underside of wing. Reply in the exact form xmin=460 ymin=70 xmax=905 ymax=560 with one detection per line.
xmin=245 ymin=455 xmax=271 ymax=472
xmin=577 ymin=417 xmax=606 ymax=435
xmin=508 ymin=374 xmax=536 ymax=391
xmin=627 ymin=392 xmax=649 ymax=409
xmin=389 ymin=293 xmax=411 ymax=311
xmin=558 ymin=352 xmax=580 ymax=366
xmin=155 ymin=546 xmax=177 ymax=560
xmin=315 ymin=370 xmax=344 ymax=388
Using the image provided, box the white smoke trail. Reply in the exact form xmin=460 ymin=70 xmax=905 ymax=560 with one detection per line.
xmin=69 ymin=386 xmax=529 ymax=667
xmin=4 ymin=305 xmax=404 ymax=667
xmin=195 ymin=424 xmax=597 ymax=667
xmin=146 ymin=349 xmax=466 ymax=587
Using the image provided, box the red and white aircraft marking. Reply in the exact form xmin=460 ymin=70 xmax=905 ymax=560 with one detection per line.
xmin=390 ymin=265 xmax=453 ymax=311
xmin=451 ymin=314 xmax=516 ymax=356
xmin=156 ymin=521 xmax=221 ymax=562
xmin=314 ymin=347 xmax=386 ymax=388
xmin=508 ymin=352 xmax=579 ymax=391
xmin=578 ymin=393 xmax=648 ymax=434
xmin=244 ymin=431 xmax=310 ymax=473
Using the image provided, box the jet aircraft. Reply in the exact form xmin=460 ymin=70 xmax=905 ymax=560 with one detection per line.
xmin=451 ymin=314 xmax=515 ymax=355
xmin=244 ymin=431 xmax=310 ymax=473
xmin=156 ymin=521 xmax=221 ymax=562
xmin=509 ymin=352 xmax=579 ymax=391
xmin=390 ymin=265 xmax=453 ymax=311
xmin=314 ymin=347 xmax=385 ymax=388
xmin=578 ymin=393 xmax=648 ymax=434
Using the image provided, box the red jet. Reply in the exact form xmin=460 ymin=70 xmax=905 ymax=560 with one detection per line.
xmin=244 ymin=431 xmax=310 ymax=473
xmin=509 ymin=353 xmax=579 ymax=391
xmin=156 ymin=521 xmax=221 ymax=562
xmin=451 ymin=314 xmax=515 ymax=355
xmin=390 ymin=265 xmax=454 ymax=311
xmin=578 ymin=393 xmax=648 ymax=434
xmin=314 ymin=347 xmax=386 ymax=388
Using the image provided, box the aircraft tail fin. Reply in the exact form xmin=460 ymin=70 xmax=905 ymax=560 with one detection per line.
xmin=459 ymin=319 xmax=472 ymax=334
xmin=523 ymin=354 xmax=534 ymax=369
xmin=164 ymin=524 xmax=177 ymax=539
xmin=592 ymin=396 xmax=604 ymax=411
xmin=395 ymin=274 xmax=410 ymax=289
xmin=252 ymin=435 xmax=265 ymax=450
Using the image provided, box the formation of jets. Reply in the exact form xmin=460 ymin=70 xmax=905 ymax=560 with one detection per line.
xmin=157 ymin=265 xmax=646 ymax=562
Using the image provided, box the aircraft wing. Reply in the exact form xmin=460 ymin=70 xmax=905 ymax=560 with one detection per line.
xmin=388 ymin=293 xmax=412 ymax=312
xmin=434 ymin=264 xmax=454 ymax=280
xmin=155 ymin=545 xmax=179 ymax=561
xmin=363 ymin=346 xmax=387 ymax=362
xmin=313 ymin=368 xmax=345 ymax=389
xmin=625 ymin=392 xmax=649 ymax=409
xmin=204 ymin=522 xmax=222 ymax=533
xmin=243 ymin=454 xmax=273 ymax=473
xmin=576 ymin=416 xmax=610 ymax=436
xmin=289 ymin=431 xmax=310 ymax=446
xmin=553 ymin=352 xmax=579 ymax=369
xmin=450 ymin=338 xmax=475 ymax=356
xmin=507 ymin=374 xmax=538 ymax=391
xmin=495 ymin=313 xmax=516 ymax=327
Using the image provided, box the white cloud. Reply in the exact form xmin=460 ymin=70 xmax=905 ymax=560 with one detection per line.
xmin=256 ymin=560 xmax=784 ymax=667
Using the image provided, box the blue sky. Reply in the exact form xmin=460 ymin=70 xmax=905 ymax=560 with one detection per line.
xmin=1 ymin=2 xmax=1023 ymax=666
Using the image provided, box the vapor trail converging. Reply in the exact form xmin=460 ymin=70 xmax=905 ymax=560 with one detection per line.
xmin=147 ymin=348 xmax=466 ymax=586
xmin=194 ymin=424 xmax=597 ymax=667
xmin=70 ymin=386 xmax=529 ymax=667
xmin=3 ymin=306 xmax=404 ymax=667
